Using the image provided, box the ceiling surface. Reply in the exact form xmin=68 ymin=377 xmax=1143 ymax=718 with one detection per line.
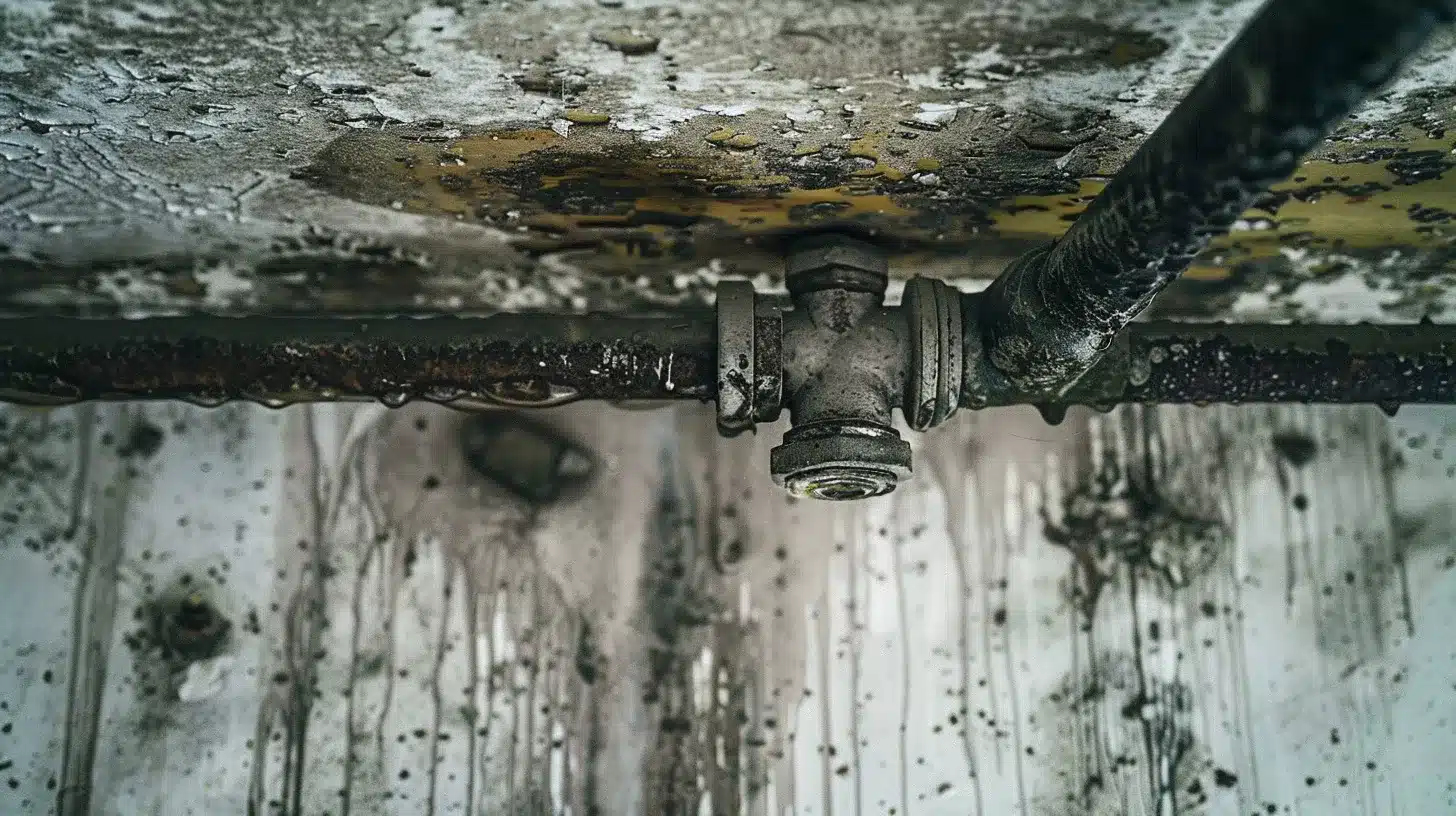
xmin=1 ymin=0 xmax=1453 ymax=318
xmin=3 ymin=5 xmax=1456 ymax=816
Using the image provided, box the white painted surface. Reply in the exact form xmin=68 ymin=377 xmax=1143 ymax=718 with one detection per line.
xmin=1 ymin=401 xmax=1453 ymax=815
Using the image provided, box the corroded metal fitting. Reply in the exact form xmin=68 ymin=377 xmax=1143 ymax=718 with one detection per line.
xmin=903 ymin=276 xmax=963 ymax=431
xmin=716 ymin=280 xmax=758 ymax=434
xmin=715 ymin=280 xmax=783 ymax=436
xmin=769 ymin=235 xmax=914 ymax=500
xmin=723 ymin=235 xmax=964 ymax=500
xmin=771 ymin=420 xmax=912 ymax=500
xmin=783 ymin=233 xmax=889 ymax=295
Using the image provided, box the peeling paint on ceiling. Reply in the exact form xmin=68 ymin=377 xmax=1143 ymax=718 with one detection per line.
xmin=0 ymin=0 xmax=1453 ymax=318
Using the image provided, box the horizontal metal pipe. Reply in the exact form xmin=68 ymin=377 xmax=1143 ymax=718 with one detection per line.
xmin=0 ymin=314 xmax=716 ymax=407
xmin=1113 ymin=322 xmax=1456 ymax=407
xmin=3 ymin=313 xmax=1455 ymax=414
xmin=968 ymin=320 xmax=1456 ymax=410
xmin=980 ymin=0 xmax=1456 ymax=394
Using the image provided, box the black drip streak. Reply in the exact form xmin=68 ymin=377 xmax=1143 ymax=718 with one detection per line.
xmin=941 ymin=454 xmax=987 ymax=816
xmin=342 ymin=455 xmax=390 ymax=816
xmin=462 ymin=589 xmax=480 ymax=816
xmin=373 ymin=537 xmax=401 ymax=783
xmin=1376 ymin=429 xmax=1417 ymax=639
xmin=847 ymin=510 xmax=864 ymax=816
xmin=890 ymin=499 xmax=912 ymax=816
xmin=338 ymin=526 xmax=380 ymax=816
xmin=1216 ymin=433 xmax=1260 ymax=811
xmin=1065 ymin=427 xmax=1108 ymax=813
xmin=503 ymin=581 xmax=524 ymax=810
xmin=523 ymin=576 xmax=545 ymax=809
xmin=1126 ymin=572 xmax=1156 ymax=811
xmin=977 ymin=478 xmax=1005 ymax=781
xmin=991 ymin=509 xmax=1031 ymax=816
xmin=425 ymin=562 xmax=455 ymax=816
xmin=816 ymin=552 xmax=834 ymax=816
xmin=56 ymin=406 xmax=119 ymax=816
xmin=1272 ymin=441 xmax=1299 ymax=613
xmin=479 ymin=551 xmax=502 ymax=812
xmin=1129 ymin=411 xmax=1171 ymax=815
xmin=281 ymin=412 xmax=331 ymax=816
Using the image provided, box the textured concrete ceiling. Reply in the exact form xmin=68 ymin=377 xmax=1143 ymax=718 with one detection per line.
xmin=0 ymin=0 xmax=1453 ymax=318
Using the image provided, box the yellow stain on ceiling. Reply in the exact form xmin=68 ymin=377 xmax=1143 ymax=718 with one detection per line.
xmin=845 ymin=133 xmax=907 ymax=181
xmin=374 ymin=126 xmax=1451 ymax=275
xmin=390 ymin=129 xmax=912 ymax=256
xmin=990 ymin=136 xmax=1455 ymax=281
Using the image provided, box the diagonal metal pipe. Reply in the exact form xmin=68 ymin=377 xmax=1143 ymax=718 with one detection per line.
xmin=978 ymin=0 xmax=1456 ymax=396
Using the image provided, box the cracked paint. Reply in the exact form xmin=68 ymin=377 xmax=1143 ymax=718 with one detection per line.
xmin=0 ymin=0 xmax=1452 ymax=317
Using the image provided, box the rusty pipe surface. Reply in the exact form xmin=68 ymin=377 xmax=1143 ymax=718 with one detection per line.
xmin=3 ymin=312 xmax=1456 ymax=414
xmin=963 ymin=309 xmax=1456 ymax=412
xmin=979 ymin=0 xmax=1456 ymax=395
xmin=0 ymin=314 xmax=716 ymax=408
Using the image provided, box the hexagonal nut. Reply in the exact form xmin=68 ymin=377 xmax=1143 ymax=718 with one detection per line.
xmin=770 ymin=427 xmax=912 ymax=500
xmin=785 ymin=235 xmax=889 ymax=295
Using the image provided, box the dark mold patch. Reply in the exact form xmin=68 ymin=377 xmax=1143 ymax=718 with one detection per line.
xmin=118 ymin=573 xmax=238 ymax=740
xmin=938 ymin=17 xmax=1169 ymax=86
xmin=154 ymin=591 xmax=232 ymax=663
xmin=460 ymin=413 xmax=596 ymax=506
xmin=117 ymin=419 xmax=165 ymax=460
xmin=1045 ymin=439 xmax=1227 ymax=617
xmin=0 ymin=412 xmax=76 ymax=549
xmin=1038 ymin=653 xmax=1210 ymax=815
xmin=1384 ymin=150 xmax=1453 ymax=185
xmin=1272 ymin=430 xmax=1319 ymax=468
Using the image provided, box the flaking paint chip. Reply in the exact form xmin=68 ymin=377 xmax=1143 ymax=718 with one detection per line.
xmin=565 ymin=110 xmax=611 ymax=125
xmin=592 ymin=28 xmax=660 ymax=55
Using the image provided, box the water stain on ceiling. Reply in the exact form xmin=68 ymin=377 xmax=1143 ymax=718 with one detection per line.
xmin=0 ymin=0 xmax=1453 ymax=318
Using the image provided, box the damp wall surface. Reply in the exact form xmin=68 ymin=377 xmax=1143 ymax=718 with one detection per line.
xmin=0 ymin=400 xmax=1452 ymax=815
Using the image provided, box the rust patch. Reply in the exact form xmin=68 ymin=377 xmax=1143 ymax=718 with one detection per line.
xmin=297 ymin=127 xmax=935 ymax=265
xmin=992 ymin=130 xmax=1456 ymax=281
xmin=297 ymin=120 xmax=1453 ymax=285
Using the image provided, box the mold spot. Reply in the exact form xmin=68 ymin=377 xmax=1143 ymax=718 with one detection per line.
xmin=156 ymin=590 xmax=231 ymax=663
xmin=1045 ymin=424 xmax=1228 ymax=615
xmin=1272 ymin=430 xmax=1318 ymax=467
xmin=117 ymin=419 xmax=165 ymax=459
xmin=460 ymin=414 xmax=596 ymax=505
xmin=1385 ymin=150 xmax=1452 ymax=185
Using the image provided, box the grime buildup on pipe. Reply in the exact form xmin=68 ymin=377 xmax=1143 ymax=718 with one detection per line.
xmin=978 ymin=0 xmax=1456 ymax=395
xmin=0 ymin=314 xmax=716 ymax=408
xmin=974 ymin=321 xmax=1456 ymax=417
xmin=2 ymin=315 xmax=1455 ymax=414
